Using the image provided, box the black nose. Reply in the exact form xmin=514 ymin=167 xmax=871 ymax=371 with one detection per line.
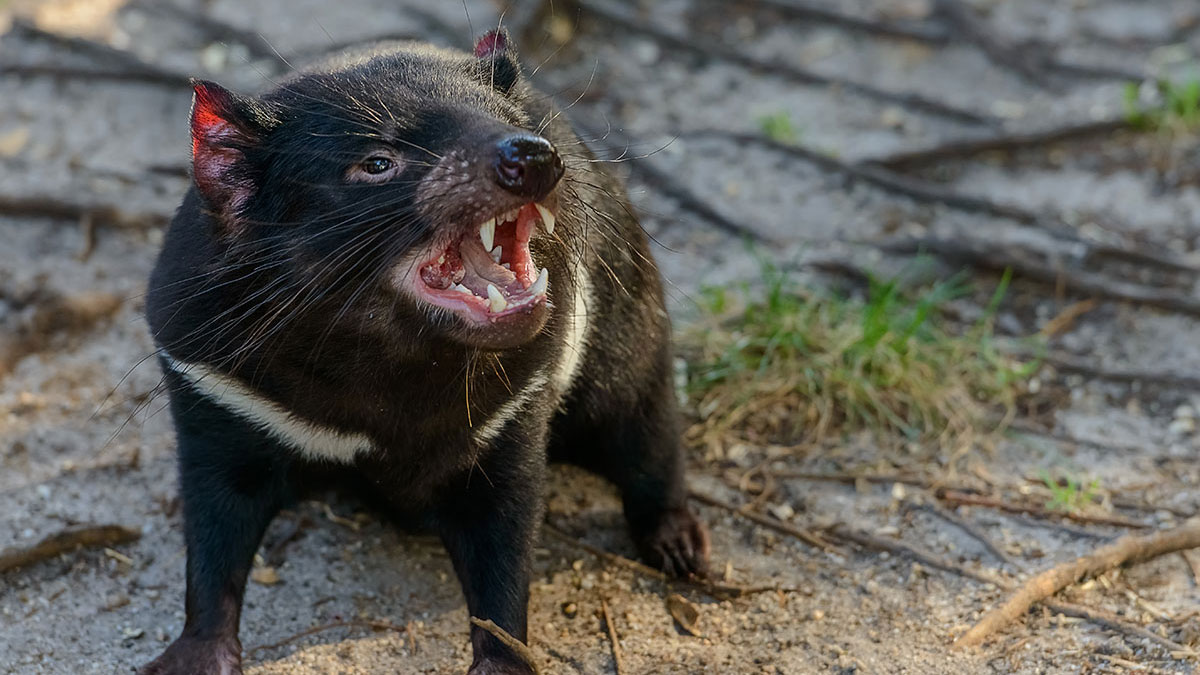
xmin=494 ymin=135 xmax=564 ymax=200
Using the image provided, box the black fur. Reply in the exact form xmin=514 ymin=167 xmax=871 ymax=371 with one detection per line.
xmin=140 ymin=33 xmax=708 ymax=675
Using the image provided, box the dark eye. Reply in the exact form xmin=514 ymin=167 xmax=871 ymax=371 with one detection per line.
xmin=361 ymin=157 xmax=394 ymax=175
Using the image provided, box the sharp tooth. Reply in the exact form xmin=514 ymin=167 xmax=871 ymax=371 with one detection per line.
xmin=486 ymin=284 xmax=507 ymax=312
xmin=452 ymin=283 xmax=472 ymax=294
xmin=490 ymin=245 xmax=502 ymax=263
xmin=530 ymin=267 xmax=548 ymax=295
xmin=534 ymin=203 xmax=555 ymax=235
xmin=479 ymin=218 xmax=495 ymax=251
xmin=504 ymin=208 xmax=520 ymax=223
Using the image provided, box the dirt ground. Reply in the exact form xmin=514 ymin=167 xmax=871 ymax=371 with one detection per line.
xmin=2 ymin=0 xmax=1200 ymax=673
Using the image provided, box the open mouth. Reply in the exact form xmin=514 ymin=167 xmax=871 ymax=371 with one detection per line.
xmin=413 ymin=203 xmax=556 ymax=323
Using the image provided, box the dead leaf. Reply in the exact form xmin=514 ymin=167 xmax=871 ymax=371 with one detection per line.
xmin=250 ymin=566 xmax=280 ymax=586
xmin=666 ymin=593 xmax=701 ymax=636
xmin=0 ymin=127 xmax=30 ymax=157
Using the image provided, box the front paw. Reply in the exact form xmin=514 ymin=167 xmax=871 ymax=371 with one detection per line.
xmin=634 ymin=506 xmax=711 ymax=578
xmin=139 ymin=636 xmax=241 ymax=675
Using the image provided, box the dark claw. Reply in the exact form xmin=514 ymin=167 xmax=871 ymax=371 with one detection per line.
xmin=636 ymin=506 xmax=711 ymax=579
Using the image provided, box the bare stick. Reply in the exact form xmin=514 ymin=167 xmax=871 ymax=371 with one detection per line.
xmin=937 ymin=490 xmax=1151 ymax=530
xmin=0 ymin=195 xmax=169 ymax=229
xmin=827 ymin=524 xmax=1008 ymax=587
xmin=955 ymin=518 xmax=1200 ymax=647
xmin=246 ymin=619 xmax=406 ymax=657
xmin=867 ymin=119 xmax=1130 ymax=169
xmin=1043 ymin=600 xmax=1196 ymax=658
xmin=6 ymin=20 xmax=193 ymax=87
xmin=880 ymin=237 xmax=1200 ymax=320
xmin=542 ymin=524 xmax=783 ymax=598
xmin=567 ymin=119 xmax=772 ymax=243
xmin=0 ymin=524 xmax=140 ymax=574
xmin=577 ymin=0 xmax=992 ymax=126
xmin=933 ymin=0 xmax=1055 ymax=89
xmin=599 ymin=598 xmax=625 ymax=675
xmin=911 ymin=501 xmax=1021 ymax=568
xmin=748 ymin=0 xmax=949 ymax=43
xmin=470 ymin=618 xmax=541 ymax=675
xmin=688 ymin=491 xmax=840 ymax=553
xmin=128 ymin=0 xmax=291 ymax=70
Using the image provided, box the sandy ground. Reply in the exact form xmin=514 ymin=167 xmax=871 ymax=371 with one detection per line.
xmin=1 ymin=0 xmax=1200 ymax=673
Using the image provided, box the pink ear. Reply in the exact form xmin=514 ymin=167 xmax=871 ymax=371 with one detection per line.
xmin=474 ymin=28 xmax=508 ymax=58
xmin=190 ymin=81 xmax=255 ymax=219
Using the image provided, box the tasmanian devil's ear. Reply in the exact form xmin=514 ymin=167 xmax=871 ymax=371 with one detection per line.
xmin=474 ymin=28 xmax=522 ymax=94
xmin=189 ymin=80 xmax=274 ymax=226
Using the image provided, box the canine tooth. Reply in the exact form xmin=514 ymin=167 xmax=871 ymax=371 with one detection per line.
xmin=486 ymin=284 xmax=507 ymax=312
xmin=452 ymin=283 xmax=472 ymax=294
xmin=491 ymin=246 xmax=503 ymax=263
xmin=480 ymin=218 xmax=496 ymax=251
xmin=530 ymin=267 xmax=548 ymax=295
xmin=534 ymin=203 xmax=555 ymax=235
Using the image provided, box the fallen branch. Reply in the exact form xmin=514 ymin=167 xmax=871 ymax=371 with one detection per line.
xmin=1042 ymin=600 xmax=1197 ymax=659
xmin=567 ymin=119 xmax=772 ymax=243
xmin=867 ymin=119 xmax=1131 ymax=169
xmin=471 ymin=618 xmax=541 ymax=675
xmin=911 ymin=501 xmax=1022 ymax=568
xmin=577 ymin=0 xmax=993 ymax=126
xmin=932 ymin=0 xmax=1055 ymax=89
xmin=246 ymin=619 xmax=406 ymax=657
xmin=748 ymin=0 xmax=949 ymax=43
xmin=689 ymin=491 xmax=840 ymax=553
xmin=129 ymin=0 xmax=291 ymax=70
xmin=6 ymin=20 xmax=193 ymax=87
xmin=827 ymin=524 xmax=1007 ymax=587
xmin=880 ymin=237 xmax=1200 ymax=320
xmin=0 ymin=195 xmax=170 ymax=229
xmin=0 ymin=524 xmax=140 ymax=574
xmin=599 ymin=598 xmax=625 ymax=675
xmin=1035 ymin=350 xmax=1200 ymax=391
xmin=542 ymin=524 xmax=783 ymax=598
xmin=955 ymin=518 xmax=1200 ymax=647
xmin=938 ymin=490 xmax=1151 ymax=530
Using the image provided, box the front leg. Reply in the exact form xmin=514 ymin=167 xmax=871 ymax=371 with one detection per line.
xmin=140 ymin=385 xmax=293 ymax=675
xmin=434 ymin=441 xmax=545 ymax=675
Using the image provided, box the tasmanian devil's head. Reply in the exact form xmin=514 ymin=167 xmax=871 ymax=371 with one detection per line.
xmin=185 ymin=30 xmax=569 ymax=354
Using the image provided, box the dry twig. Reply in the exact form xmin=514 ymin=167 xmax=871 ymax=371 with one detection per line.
xmin=956 ymin=518 xmax=1200 ymax=647
xmin=577 ymin=0 xmax=992 ymax=125
xmin=0 ymin=524 xmax=140 ymax=574
xmin=826 ymin=524 xmax=1007 ymax=587
xmin=599 ymin=598 xmax=625 ymax=675
xmin=868 ymin=119 xmax=1130 ymax=169
xmin=910 ymin=500 xmax=1021 ymax=568
xmin=471 ymin=618 xmax=541 ymax=675
xmin=689 ymin=491 xmax=840 ymax=553
xmin=938 ymin=490 xmax=1151 ymax=530
xmin=748 ymin=0 xmax=949 ymax=43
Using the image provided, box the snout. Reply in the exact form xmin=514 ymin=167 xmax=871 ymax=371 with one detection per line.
xmin=493 ymin=135 xmax=564 ymax=201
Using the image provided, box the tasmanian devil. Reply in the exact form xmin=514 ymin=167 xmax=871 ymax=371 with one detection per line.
xmin=139 ymin=29 xmax=709 ymax=675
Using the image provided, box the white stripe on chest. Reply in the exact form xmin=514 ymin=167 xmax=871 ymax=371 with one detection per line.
xmin=471 ymin=263 xmax=592 ymax=444
xmin=163 ymin=356 xmax=374 ymax=463
xmin=164 ymin=266 xmax=593 ymax=455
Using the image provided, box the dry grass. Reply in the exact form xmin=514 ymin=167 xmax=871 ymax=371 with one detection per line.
xmin=679 ymin=261 xmax=1036 ymax=455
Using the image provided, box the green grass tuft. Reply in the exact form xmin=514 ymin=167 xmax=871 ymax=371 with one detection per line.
xmin=1039 ymin=470 xmax=1101 ymax=514
xmin=1125 ymin=75 xmax=1200 ymax=131
xmin=681 ymin=260 xmax=1036 ymax=452
xmin=758 ymin=111 xmax=800 ymax=144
